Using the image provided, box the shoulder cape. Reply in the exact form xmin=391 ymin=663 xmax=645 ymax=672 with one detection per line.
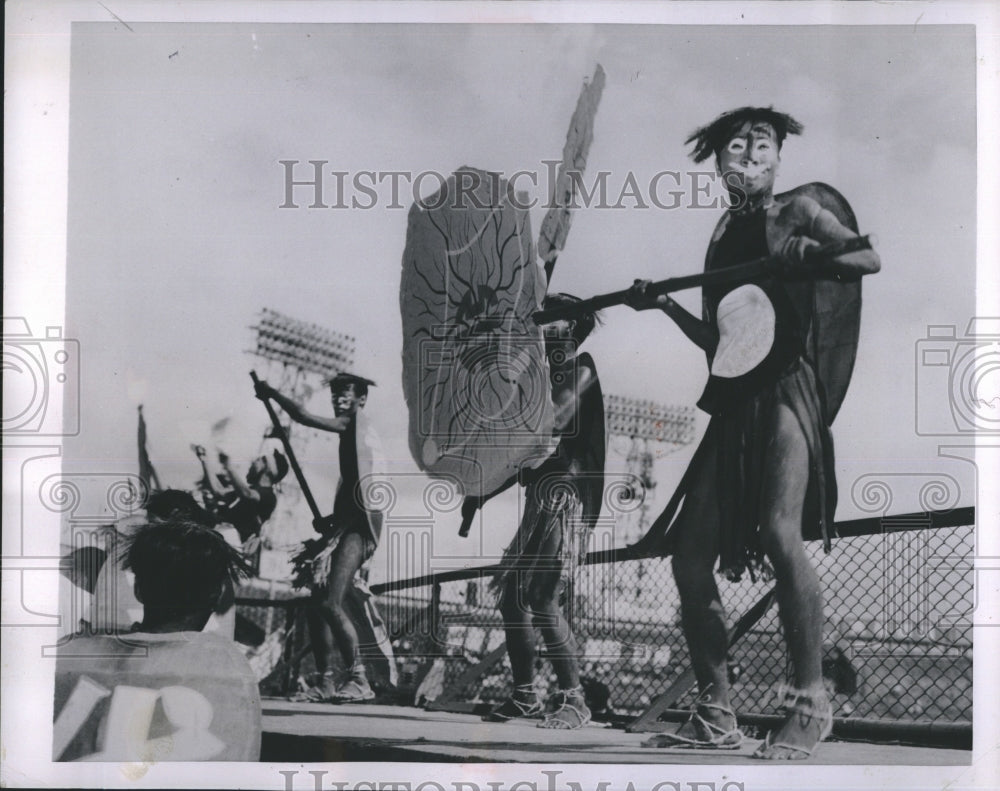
xmin=781 ymin=182 xmax=862 ymax=423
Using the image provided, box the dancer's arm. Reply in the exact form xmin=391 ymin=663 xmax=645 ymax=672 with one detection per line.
xmin=218 ymin=452 xmax=259 ymax=503
xmin=625 ymin=281 xmax=719 ymax=355
xmin=193 ymin=445 xmax=230 ymax=498
xmin=254 ymin=380 xmax=350 ymax=432
xmin=779 ymin=196 xmax=881 ymax=279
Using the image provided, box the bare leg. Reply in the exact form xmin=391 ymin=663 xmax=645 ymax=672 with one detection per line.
xmin=307 ymin=598 xmax=337 ymax=674
xmin=482 ymin=577 xmax=542 ymax=721
xmin=500 ymin=576 xmax=537 ymax=687
xmin=323 ymin=531 xmax=367 ymax=669
xmin=530 ymin=521 xmax=589 ymax=729
xmin=300 ymin=533 xmax=369 ymax=701
xmin=671 ymin=442 xmax=730 ymax=715
xmin=528 ymin=525 xmax=580 ymax=691
xmin=755 ymin=403 xmax=830 ymax=758
xmin=644 ymin=438 xmax=738 ymax=747
xmin=531 ymin=595 xmax=580 ymax=689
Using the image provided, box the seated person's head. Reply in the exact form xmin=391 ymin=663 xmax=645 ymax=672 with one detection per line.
xmin=124 ymin=521 xmax=251 ymax=633
xmin=146 ymin=489 xmax=216 ymax=526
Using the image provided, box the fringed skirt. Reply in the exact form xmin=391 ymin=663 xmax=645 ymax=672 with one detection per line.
xmin=290 ymin=525 xmax=377 ymax=590
xmin=696 ymin=358 xmax=837 ymax=582
xmin=488 ymin=472 xmax=588 ymax=604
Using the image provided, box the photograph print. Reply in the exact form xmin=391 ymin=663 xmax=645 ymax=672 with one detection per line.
xmin=3 ymin=4 xmax=997 ymax=790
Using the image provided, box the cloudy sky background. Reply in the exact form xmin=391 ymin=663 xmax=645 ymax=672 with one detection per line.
xmin=63 ymin=22 xmax=977 ymax=579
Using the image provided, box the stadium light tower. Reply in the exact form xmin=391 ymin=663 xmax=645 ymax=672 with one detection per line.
xmin=604 ymin=394 xmax=696 ymax=448
xmin=603 ymin=393 xmax=696 ymax=611
xmin=250 ymin=307 xmax=355 ymax=395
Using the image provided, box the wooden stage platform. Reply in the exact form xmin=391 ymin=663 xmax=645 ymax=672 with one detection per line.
xmin=261 ymin=699 xmax=972 ymax=765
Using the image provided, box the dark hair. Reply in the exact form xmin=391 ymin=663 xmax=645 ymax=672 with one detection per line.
xmin=146 ymin=489 xmax=216 ymax=526
xmin=327 ymin=374 xmax=374 ymax=399
xmin=271 ymin=450 xmax=290 ymax=483
xmin=124 ymin=521 xmax=252 ymax=617
xmin=542 ymin=292 xmax=603 ymax=346
xmin=685 ymin=106 xmax=804 ymax=163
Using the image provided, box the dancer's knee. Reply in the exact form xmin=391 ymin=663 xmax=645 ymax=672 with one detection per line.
xmin=526 ymin=587 xmax=557 ymax=616
xmin=499 ymin=583 xmax=529 ymax=621
xmin=325 ymin=599 xmax=350 ymax=625
xmin=759 ymin=520 xmax=807 ymax=574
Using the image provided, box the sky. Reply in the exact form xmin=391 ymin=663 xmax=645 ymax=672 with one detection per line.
xmin=61 ymin=22 xmax=978 ymax=578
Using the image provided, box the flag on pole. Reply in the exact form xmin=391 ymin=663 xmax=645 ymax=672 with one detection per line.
xmin=137 ymin=405 xmax=162 ymax=495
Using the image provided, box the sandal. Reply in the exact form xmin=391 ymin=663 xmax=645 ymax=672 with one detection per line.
xmin=304 ymin=671 xmax=342 ymax=702
xmin=329 ymin=668 xmax=376 ymax=703
xmin=538 ymin=687 xmax=591 ymax=730
xmin=288 ymin=672 xmax=332 ymax=702
xmin=752 ymin=685 xmax=833 ymax=760
xmin=641 ymin=696 xmax=743 ymax=749
xmin=482 ymin=686 xmax=543 ymax=722
xmin=288 ymin=688 xmax=319 ymax=702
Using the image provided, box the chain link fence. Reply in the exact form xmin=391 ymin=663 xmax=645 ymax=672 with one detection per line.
xmin=376 ymin=521 xmax=973 ymax=730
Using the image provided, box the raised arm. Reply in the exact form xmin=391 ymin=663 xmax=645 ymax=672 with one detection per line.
xmin=625 ymin=281 xmax=719 ymax=355
xmin=218 ymin=451 xmax=259 ymax=503
xmin=193 ymin=445 xmax=229 ymax=498
xmin=254 ymin=379 xmax=350 ymax=433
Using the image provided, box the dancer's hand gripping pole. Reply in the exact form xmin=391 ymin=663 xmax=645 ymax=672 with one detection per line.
xmin=250 ymin=370 xmax=331 ymax=533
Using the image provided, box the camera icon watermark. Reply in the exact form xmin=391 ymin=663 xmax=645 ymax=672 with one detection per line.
xmin=2 ymin=316 xmax=81 ymax=436
xmin=915 ymin=318 xmax=1000 ymax=436
xmin=1 ymin=451 xmax=151 ymax=658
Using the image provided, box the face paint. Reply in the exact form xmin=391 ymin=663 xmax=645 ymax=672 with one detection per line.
xmin=331 ymin=383 xmax=363 ymax=417
xmin=717 ymin=122 xmax=780 ymax=203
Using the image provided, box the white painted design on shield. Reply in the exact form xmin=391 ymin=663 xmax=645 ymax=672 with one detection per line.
xmin=710 ymin=284 xmax=776 ymax=379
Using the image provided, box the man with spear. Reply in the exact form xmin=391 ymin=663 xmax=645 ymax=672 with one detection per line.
xmin=620 ymin=107 xmax=880 ymax=758
xmin=254 ymin=372 xmax=391 ymax=703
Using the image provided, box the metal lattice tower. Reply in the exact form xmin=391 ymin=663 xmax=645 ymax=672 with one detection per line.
xmin=604 ymin=393 xmax=696 ymax=449
xmin=603 ymin=393 xmax=696 ymax=611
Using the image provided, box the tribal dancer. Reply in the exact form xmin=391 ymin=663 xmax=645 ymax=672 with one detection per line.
xmin=626 ymin=107 xmax=879 ymax=759
xmin=194 ymin=444 xmax=288 ymax=558
xmin=255 ymin=372 xmax=388 ymax=702
xmin=463 ymin=293 xmax=605 ymax=730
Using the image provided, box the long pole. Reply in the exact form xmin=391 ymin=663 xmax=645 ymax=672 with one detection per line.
xmin=532 ymin=234 xmax=875 ymax=324
xmin=249 ymin=370 xmax=323 ymax=521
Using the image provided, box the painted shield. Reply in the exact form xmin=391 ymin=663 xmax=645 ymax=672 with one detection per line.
xmin=400 ymin=168 xmax=555 ymax=497
xmin=777 ymin=182 xmax=863 ymax=423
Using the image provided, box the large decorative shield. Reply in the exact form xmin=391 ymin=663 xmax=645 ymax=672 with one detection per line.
xmin=778 ymin=182 xmax=863 ymax=423
xmin=400 ymin=168 xmax=555 ymax=497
